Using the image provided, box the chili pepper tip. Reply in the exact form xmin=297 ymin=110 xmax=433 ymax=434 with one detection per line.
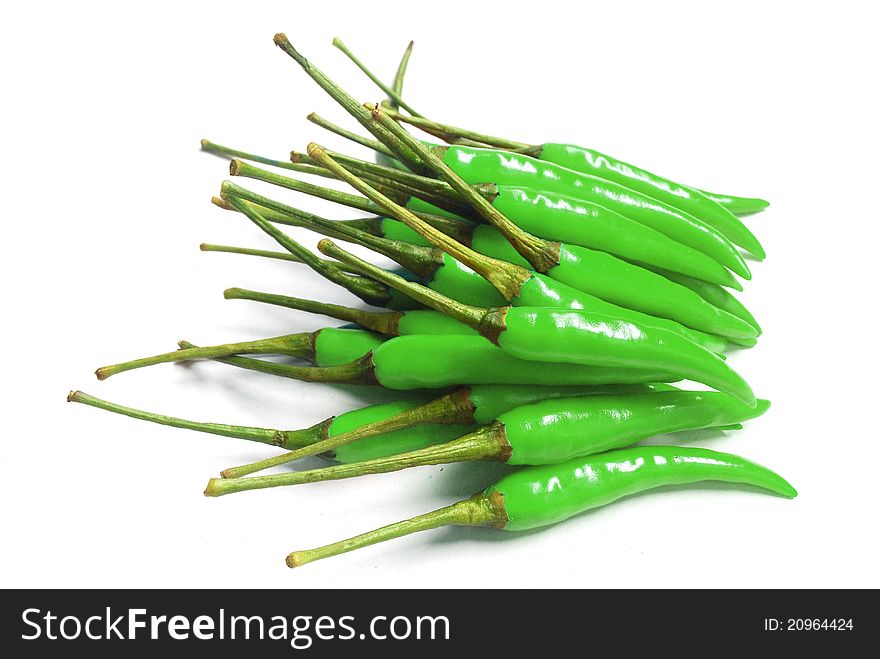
xmin=67 ymin=390 xmax=80 ymax=403
xmin=273 ymin=33 xmax=288 ymax=47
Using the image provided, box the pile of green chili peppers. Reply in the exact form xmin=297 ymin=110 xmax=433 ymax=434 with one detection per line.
xmin=69 ymin=34 xmax=794 ymax=569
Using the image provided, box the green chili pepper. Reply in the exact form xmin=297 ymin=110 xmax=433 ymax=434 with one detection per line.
xmin=94 ymin=327 xmax=385 ymax=380
xmin=640 ymin=264 xmax=761 ymax=335
xmin=222 ymin=181 xmax=728 ymax=354
xmin=177 ymin=334 xmax=681 ymax=389
xmin=438 ymin=184 xmax=740 ymax=288
xmin=281 ymin=445 xmax=795 ymax=567
xmin=378 ymin=218 xmax=755 ymax=340
xmin=432 ymin=144 xmax=750 ymax=279
xmin=223 ymin=382 xmax=679 ymax=478
xmin=333 ymin=40 xmax=770 ymax=220
xmin=532 ymin=144 xmax=765 ymax=258
xmin=318 ymin=240 xmax=754 ymax=405
xmin=206 ymin=391 xmax=769 ymax=496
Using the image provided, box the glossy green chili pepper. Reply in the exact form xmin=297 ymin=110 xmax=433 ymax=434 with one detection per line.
xmin=434 ymin=144 xmax=750 ymax=279
xmin=318 ymin=240 xmax=754 ymax=405
xmin=533 ymin=144 xmax=766 ymax=258
xmin=379 ymin=218 xmax=755 ymax=340
xmin=282 ymin=445 xmax=795 ymax=566
xmin=178 ymin=334 xmax=682 ymax=389
xmin=94 ymin=327 xmax=384 ymax=380
xmin=206 ymin=391 xmax=769 ymax=496
xmin=222 ymin=382 xmax=680 ymax=478
xmin=223 ymin=182 xmax=728 ymax=354
xmin=641 ymin=264 xmax=761 ymax=335
xmin=410 ymin=185 xmax=742 ymax=287
xmin=331 ymin=42 xmax=771 ymax=220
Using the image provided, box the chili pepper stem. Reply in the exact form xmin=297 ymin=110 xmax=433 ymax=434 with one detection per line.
xmin=307 ymin=144 xmax=532 ymax=301
xmin=332 ymin=37 xmax=423 ymax=117
xmin=200 ymin=243 xmax=302 ymax=264
xmin=223 ymin=178 xmax=444 ymax=280
xmin=66 ymin=390 xmax=326 ymax=449
xmin=382 ymin=108 xmax=540 ymax=154
xmin=205 ymin=422 xmax=507 ymax=496
xmin=273 ymin=33 xmax=426 ymax=172
xmin=318 ymin=239 xmax=501 ymax=339
xmin=221 ymin=188 xmax=392 ymax=307
xmin=306 ymin=112 xmax=395 ymax=157
xmin=220 ymin=388 xmax=479 ymax=479
xmin=223 ymin=288 xmax=403 ymax=335
xmin=368 ymin=105 xmax=561 ymax=274
xmin=95 ymin=333 xmax=315 ymax=380
xmin=286 ymin=490 xmax=507 ymax=568
xmin=384 ymin=40 xmax=414 ymax=112
xmin=177 ymin=340 xmax=376 ymax=385
xmin=201 ymin=139 xmax=334 ymax=178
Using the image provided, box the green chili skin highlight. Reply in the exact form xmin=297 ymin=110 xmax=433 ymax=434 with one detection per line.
xmin=527 ymin=143 xmax=765 ymax=259
xmin=697 ymin=191 xmax=770 ymax=216
xmin=206 ymin=391 xmax=770 ymax=496
xmin=386 ymin=220 xmax=756 ymax=340
xmin=496 ymin=445 xmax=794 ymax=531
xmin=435 ymin=145 xmax=750 ymax=279
xmin=284 ymin=446 xmax=795 ymax=567
xmin=497 ymin=308 xmax=754 ymax=405
xmin=95 ymin=328 xmax=384 ymax=380
xmin=318 ymin=241 xmax=752 ymax=404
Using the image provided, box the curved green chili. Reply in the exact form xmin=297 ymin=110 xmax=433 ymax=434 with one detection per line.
xmin=283 ymin=445 xmax=795 ymax=567
xmin=380 ymin=218 xmax=754 ymax=340
xmin=319 ymin=240 xmax=754 ymax=404
xmin=377 ymin=108 xmax=771 ymax=218
xmin=431 ymin=143 xmax=750 ymax=279
xmin=178 ymin=334 xmax=682 ymax=390
xmin=206 ymin=391 xmax=770 ymax=496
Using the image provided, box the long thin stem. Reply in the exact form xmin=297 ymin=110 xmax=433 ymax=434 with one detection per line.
xmin=317 ymin=239 xmax=497 ymax=337
xmin=221 ymin=185 xmax=392 ymax=307
xmin=332 ymin=37 xmax=423 ymax=117
xmin=285 ymin=491 xmax=507 ymax=568
xmin=223 ymin=178 xmax=443 ymax=280
xmin=200 ymin=139 xmax=335 ymax=178
xmin=200 ymin=241 xmax=365 ymax=276
xmin=66 ymin=390 xmax=327 ymax=449
xmin=207 ymin=421 xmax=503 ymax=493
xmin=229 ymin=158 xmax=476 ymax=239
xmin=306 ymin=112 xmax=394 ymax=157
xmin=218 ymin=388 xmax=479 ymax=479
xmin=382 ymin=108 xmax=539 ymax=154
xmin=177 ymin=340 xmax=375 ymax=385
xmin=308 ymin=144 xmax=531 ymax=300
xmin=293 ymin=148 xmax=458 ymax=201
xmin=223 ymin=288 xmax=403 ymax=335
xmin=95 ymin=333 xmax=315 ymax=380
xmin=385 ymin=40 xmax=414 ymax=111
xmin=370 ymin=105 xmax=560 ymax=273
xmin=273 ymin=33 xmax=426 ymax=172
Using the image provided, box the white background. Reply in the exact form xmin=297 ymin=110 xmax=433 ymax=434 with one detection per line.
xmin=2 ymin=1 xmax=878 ymax=588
